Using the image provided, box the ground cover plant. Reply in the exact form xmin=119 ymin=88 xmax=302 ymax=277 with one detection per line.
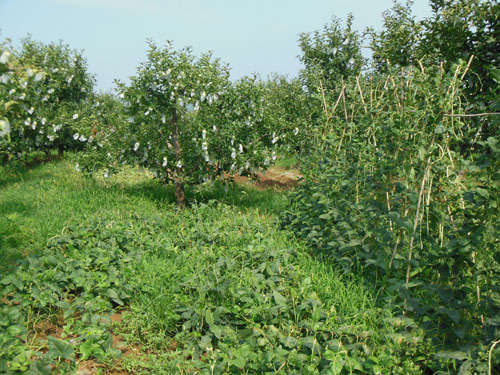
xmin=0 ymin=160 xmax=423 ymax=375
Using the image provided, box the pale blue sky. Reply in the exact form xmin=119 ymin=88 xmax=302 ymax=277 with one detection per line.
xmin=0 ymin=0 xmax=431 ymax=92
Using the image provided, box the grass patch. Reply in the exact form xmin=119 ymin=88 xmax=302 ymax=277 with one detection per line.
xmin=0 ymin=158 xmax=426 ymax=374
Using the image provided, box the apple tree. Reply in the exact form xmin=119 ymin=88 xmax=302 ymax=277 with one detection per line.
xmin=0 ymin=37 xmax=95 ymax=164
xmin=77 ymin=41 xmax=278 ymax=207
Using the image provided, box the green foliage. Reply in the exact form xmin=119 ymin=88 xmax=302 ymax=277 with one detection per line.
xmin=298 ymin=14 xmax=364 ymax=94
xmin=282 ymin=59 xmax=500 ymax=373
xmin=368 ymin=0 xmax=424 ymax=72
xmin=77 ymin=41 xmax=278 ymax=206
xmin=0 ymin=213 xmax=151 ymax=373
xmin=0 ymin=37 xmax=95 ymax=163
xmin=261 ymin=74 xmax=316 ymax=155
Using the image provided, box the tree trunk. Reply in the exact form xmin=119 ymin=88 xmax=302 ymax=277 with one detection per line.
xmin=170 ymin=109 xmax=186 ymax=208
xmin=174 ymin=177 xmax=186 ymax=209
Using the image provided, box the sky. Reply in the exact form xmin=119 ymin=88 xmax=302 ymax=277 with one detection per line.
xmin=0 ymin=0 xmax=432 ymax=92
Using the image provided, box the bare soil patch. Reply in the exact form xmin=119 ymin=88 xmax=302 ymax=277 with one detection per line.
xmin=230 ymin=166 xmax=302 ymax=190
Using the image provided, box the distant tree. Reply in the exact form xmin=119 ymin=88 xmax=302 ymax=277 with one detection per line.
xmin=298 ymin=14 xmax=364 ymax=95
xmin=368 ymin=0 xmax=424 ymax=72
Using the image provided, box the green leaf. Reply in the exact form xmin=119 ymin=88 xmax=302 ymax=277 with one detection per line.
xmin=231 ymin=357 xmax=247 ymax=368
xmin=273 ymin=290 xmax=287 ymax=305
xmin=47 ymin=336 xmax=74 ymax=360
xmin=435 ymin=351 xmax=470 ymax=361
xmin=205 ymin=309 xmax=214 ymax=326
xmin=106 ymin=288 xmax=124 ymax=305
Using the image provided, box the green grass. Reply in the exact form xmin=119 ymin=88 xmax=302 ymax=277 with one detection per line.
xmin=0 ymin=157 xmax=285 ymax=270
xmin=0 ymin=157 xmax=419 ymax=374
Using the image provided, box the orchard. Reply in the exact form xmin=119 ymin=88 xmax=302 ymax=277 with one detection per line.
xmin=1 ymin=0 xmax=500 ymax=373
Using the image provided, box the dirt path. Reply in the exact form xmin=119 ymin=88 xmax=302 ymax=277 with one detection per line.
xmin=230 ymin=166 xmax=302 ymax=190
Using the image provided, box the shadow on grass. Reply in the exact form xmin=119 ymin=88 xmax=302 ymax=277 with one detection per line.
xmin=0 ymin=161 xmax=58 ymax=189
xmin=122 ymin=179 xmax=286 ymax=215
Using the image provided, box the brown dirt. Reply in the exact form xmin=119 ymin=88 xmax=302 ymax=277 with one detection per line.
xmin=29 ymin=311 xmax=142 ymax=374
xmin=230 ymin=166 xmax=302 ymax=190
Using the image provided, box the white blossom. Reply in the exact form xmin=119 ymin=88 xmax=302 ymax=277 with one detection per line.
xmin=272 ymin=151 xmax=277 ymax=161
xmin=47 ymin=88 xmax=55 ymax=94
xmin=239 ymin=144 xmax=243 ymax=153
xmin=144 ymin=109 xmax=150 ymax=116
xmin=161 ymin=115 xmax=166 ymax=124
xmin=34 ymin=72 xmax=44 ymax=82
xmin=294 ymin=127 xmax=299 ymax=136
xmin=332 ymin=47 xmax=338 ymax=55
xmin=51 ymin=68 xmax=59 ymax=73
xmin=72 ymin=113 xmax=79 ymax=120
xmin=202 ymin=141 xmax=208 ymax=151
xmin=344 ymin=38 xmax=350 ymax=45
xmin=79 ymin=135 xmax=87 ymax=142
xmin=204 ymin=154 xmax=210 ymax=162
xmin=104 ymin=170 xmax=109 ymax=178
xmin=271 ymin=132 xmax=278 ymax=144
xmin=231 ymin=148 xmax=236 ymax=159
xmin=119 ymin=93 xmax=125 ymax=99
xmin=8 ymin=89 xmax=15 ymax=95
xmin=162 ymin=157 xmax=168 ymax=167
xmin=245 ymin=160 xmax=250 ymax=169
xmin=73 ymin=133 xmax=79 ymax=140
xmin=0 ymin=51 xmax=11 ymax=64
xmin=194 ymin=102 xmax=200 ymax=111
xmin=176 ymin=160 xmax=182 ymax=168
xmin=349 ymin=58 xmax=355 ymax=65
xmin=41 ymin=118 xmax=47 ymax=125
xmin=212 ymin=125 xmax=217 ymax=132
xmin=202 ymin=129 xmax=207 ymax=139
xmin=27 ymin=107 xmax=35 ymax=115
xmin=19 ymin=93 xmax=26 ymax=100
xmin=133 ymin=142 xmax=140 ymax=151
xmin=75 ymin=163 xmax=81 ymax=172
xmin=200 ymin=92 xmax=206 ymax=102
xmin=0 ymin=74 xmax=11 ymax=84
xmin=0 ymin=119 xmax=10 ymax=138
